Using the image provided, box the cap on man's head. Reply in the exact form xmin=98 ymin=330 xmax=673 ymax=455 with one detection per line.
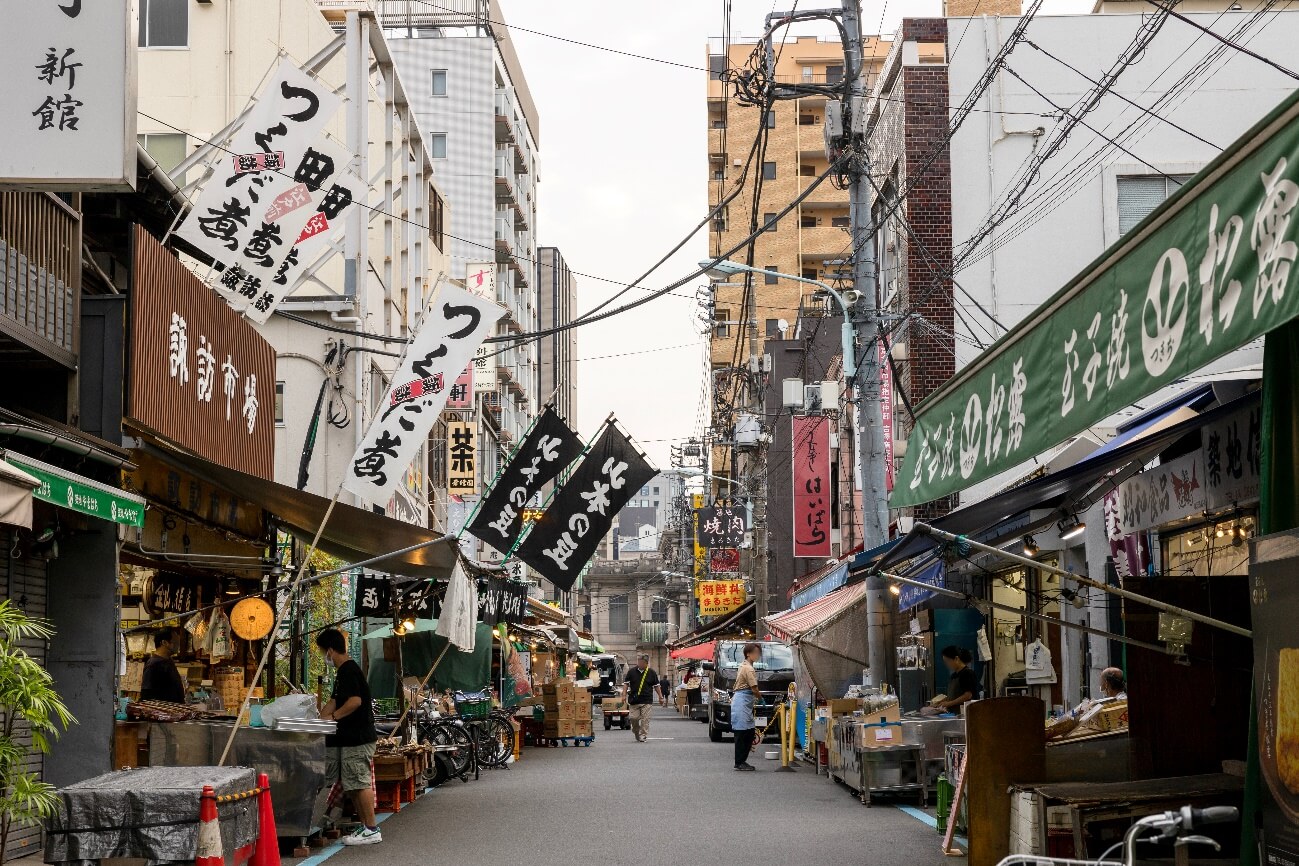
xmin=637 ymin=653 xmax=650 ymax=662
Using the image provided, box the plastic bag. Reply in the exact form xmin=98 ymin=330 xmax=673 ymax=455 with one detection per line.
xmin=261 ymin=693 xmax=319 ymax=730
xmin=208 ymin=608 xmax=233 ymax=661
xmin=185 ymin=610 xmax=209 ymax=645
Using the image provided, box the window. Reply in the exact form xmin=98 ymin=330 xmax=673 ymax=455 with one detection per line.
xmin=763 ymin=212 xmax=778 ymax=233
xmin=431 ymin=69 xmax=448 ymax=96
xmin=430 ymin=133 xmax=448 ymax=159
xmin=801 ymin=215 xmax=818 ymax=229
xmin=802 ymin=268 xmax=819 ymax=281
xmin=799 ymin=114 xmax=817 ymax=126
xmin=640 ymin=485 xmax=650 ymax=495
xmin=765 ymin=110 xmax=776 ymax=129
xmin=712 ymin=206 xmax=729 ymax=233
xmin=826 ymin=65 xmax=844 ymax=85
xmin=764 ymin=267 xmax=779 ymax=286
xmin=430 ymin=185 xmax=445 ymax=252
xmin=712 ymin=168 xmax=725 ymax=182
xmin=714 ymin=308 xmax=732 ymax=338
xmin=800 ymin=164 xmax=816 ymax=177
xmin=275 ymin=381 xmax=285 ymax=426
xmin=650 ymin=599 xmax=668 ymax=623
xmin=609 ymin=594 xmax=630 ymax=633
xmin=766 ymin=318 xmax=782 ymax=337
xmin=653 ymin=486 xmax=660 ymax=494
xmin=1117 ymin=174 xmax=1192 ymax=235
xmin=763 ymin=161 xmax=777 ymax=180
xmin=802 ymin=65 xmax=814 ymax=83
xmin=138 ymin=0 xmax=188 ymax=48
xmin=709 ymin=54 xmax=727 ymax=81
xmin=831 ymin=215 xmax=851 ymax=228
xmin=137 ymin=133 xmax=186 ymax=173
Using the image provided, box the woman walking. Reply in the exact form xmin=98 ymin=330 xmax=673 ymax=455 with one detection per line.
xmin=731 ymin=642 xmax=763 ymax=771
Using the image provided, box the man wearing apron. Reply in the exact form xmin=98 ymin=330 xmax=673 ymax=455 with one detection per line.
xmin=731 ymin=642 xmax=762 ymax=771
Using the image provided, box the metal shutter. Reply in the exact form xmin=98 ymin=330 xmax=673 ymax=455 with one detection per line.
xmin=1 ymin=532 xmax=50 ymax=862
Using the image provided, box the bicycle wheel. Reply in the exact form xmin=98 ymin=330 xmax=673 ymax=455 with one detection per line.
xmin=421 ymin=720 xmax=474 ymax=779
xmin=472 ymin=717 xmax=514 ymax=768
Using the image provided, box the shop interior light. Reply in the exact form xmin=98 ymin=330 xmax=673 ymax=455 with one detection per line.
xmin=224 ymin=579 xmax=241 ymax=596
xmin=1022 ymin=535 xmax=1039 ymax=557
xmin=1233 ymin=524 xmax=1247 ymax=548
xmin=1058 ymin=517 xmax=1086 ymax=541
xmin=400 ymin=615 xmax=417 ymax=631
xmin=1215 ymin=524 xmax=1227 ymax=538
xmin=888 ymin=582 xmax=901 ymax=596
xmin=1060 ymin=588 xmax=1086 ymax=610
xmin=394 ymin=622 xmax=408 ymax=636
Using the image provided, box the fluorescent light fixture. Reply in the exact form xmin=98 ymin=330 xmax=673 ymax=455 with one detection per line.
xmin=1058 ymin=517 xmax=1086 ymax=541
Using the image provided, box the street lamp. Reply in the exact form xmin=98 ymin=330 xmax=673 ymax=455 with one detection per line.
xmin=699 ymin=259 xmax=859 ymax=379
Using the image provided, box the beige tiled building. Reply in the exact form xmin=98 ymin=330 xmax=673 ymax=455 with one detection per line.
xmin=705 ymin=35 xmax=888 ymax=473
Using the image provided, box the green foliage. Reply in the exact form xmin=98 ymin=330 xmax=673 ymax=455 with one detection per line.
xmin=0 ymin=599 xmax=75 ymax=855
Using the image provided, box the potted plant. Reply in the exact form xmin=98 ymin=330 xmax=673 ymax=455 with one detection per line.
xmin=0 ymin=599 xmax=75 ymax=858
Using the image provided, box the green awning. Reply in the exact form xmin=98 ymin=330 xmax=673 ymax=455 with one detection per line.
xmin=366 ymin=622 xmax=493 ymax=697
xmin=361 ymin=618 xmax=438 ymax=640
xmin=579 ymin=637 xmax=605 ymax=653
xmin=894 ymin=88 xmax=1299 ymax=507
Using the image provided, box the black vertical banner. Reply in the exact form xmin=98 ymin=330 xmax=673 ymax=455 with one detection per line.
xmin=513 ymin=422 xmax=656 ymax=591
xmin=467 ymin=407 xmax=584 ymax=553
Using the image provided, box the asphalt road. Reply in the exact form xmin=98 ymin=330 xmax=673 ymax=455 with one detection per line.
xmin=306 ymin=708 xmax=956 ymax=866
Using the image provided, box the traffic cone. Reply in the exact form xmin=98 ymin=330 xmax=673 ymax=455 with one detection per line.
xmin=251 ymin=773 xmax=281 ymax=866
xmin=195 ymin=785 xmax=224 ymax=866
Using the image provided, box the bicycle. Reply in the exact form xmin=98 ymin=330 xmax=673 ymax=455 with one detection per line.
xmin=452 ymin=690 xmax=514 ymax=770
xmin=994 ymin=804 xmax=1239 ymax=866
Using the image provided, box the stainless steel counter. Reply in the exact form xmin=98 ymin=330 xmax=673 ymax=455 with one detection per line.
xmin=901 ymin=714 xmax=965 ymax=761
xmin=149 ymin=721 xmax=330 ymax=840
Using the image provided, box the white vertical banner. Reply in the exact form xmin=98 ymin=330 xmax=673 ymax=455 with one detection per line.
xmin=436 ymin=560 xmax=478 ymax=652
xmin=174 ymin=58 xmax=347 ymax=320
xmin=343 ymin=283 xmax=506 ymax=506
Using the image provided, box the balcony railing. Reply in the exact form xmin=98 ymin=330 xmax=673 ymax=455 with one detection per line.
xmin=0 ymin=192 xmax=81 ymax=367
xmin=494 ymin=218 xmax=514 ymax=262
xmin=640 ymin=622 xmax=670 ymax=645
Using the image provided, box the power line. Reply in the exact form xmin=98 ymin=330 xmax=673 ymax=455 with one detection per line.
xmin=1146 ymin=0 xmax=1299 ymax=80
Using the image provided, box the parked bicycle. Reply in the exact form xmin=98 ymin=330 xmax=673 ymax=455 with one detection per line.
xmin=994 ymin=804 xmax=1238 ymax=866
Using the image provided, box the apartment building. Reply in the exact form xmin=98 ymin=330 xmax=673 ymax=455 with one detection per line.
xmin=537 ymin=246 xmax=578 ymax=424
xmin=380 ymin=0 xmax=541 ymax=458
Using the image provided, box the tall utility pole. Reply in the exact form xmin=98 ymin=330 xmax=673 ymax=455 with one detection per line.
xmin=840 ymin=0 xmax=891 ymax=689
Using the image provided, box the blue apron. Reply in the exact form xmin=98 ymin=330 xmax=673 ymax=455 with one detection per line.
xmin=731 ymin=687 xmax=755 ymax=731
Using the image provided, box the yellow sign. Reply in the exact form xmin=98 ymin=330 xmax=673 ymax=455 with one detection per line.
xmin=447 ymin=419 xmax=478 ymax=495
xmin=692 ymin=493 xmax=707 ymax=595
xmin=698 ymin=580 xmax=747 ymax=617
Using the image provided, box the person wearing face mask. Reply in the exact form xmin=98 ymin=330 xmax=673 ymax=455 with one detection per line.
xmin=316 ymin=629 xmax=380 ymax=846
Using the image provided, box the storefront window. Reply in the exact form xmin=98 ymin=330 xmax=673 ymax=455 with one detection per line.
xmin=1162 ymin=516 xmax=1255 ymax=577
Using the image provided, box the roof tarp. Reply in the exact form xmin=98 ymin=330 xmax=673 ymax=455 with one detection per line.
xmin=669 ymin=641 xmax=715 ymax=662
xmin=667 ymin=601 xmax=754 ymax=649
xmin=764 ymin=583 xmax=870 ymax=697
xmin=366 ymin=622 xmax=493 ymax=697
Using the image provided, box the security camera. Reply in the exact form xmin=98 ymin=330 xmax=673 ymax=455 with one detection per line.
xmin=843 ymin=290 xmax=861 ymax=304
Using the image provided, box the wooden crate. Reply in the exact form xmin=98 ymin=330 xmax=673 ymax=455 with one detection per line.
xmin=373 ymin=754 xmax=415 ymax=782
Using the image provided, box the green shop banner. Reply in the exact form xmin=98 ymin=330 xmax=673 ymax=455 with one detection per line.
xmin=894 ymin=90 xmax=1299 ymax=507
xmin=8 ymin=455 xmax=146 ymax=527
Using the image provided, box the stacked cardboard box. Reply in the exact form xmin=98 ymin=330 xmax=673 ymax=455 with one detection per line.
xmin=541 ymin=679 xmax=594 ymax=738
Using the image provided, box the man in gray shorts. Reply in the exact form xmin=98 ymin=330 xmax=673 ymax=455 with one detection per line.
xmin=317 ymin=628 xmax=381 ymax=846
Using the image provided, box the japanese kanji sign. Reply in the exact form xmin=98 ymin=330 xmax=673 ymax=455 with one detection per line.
xmin=447 ymin=419 xmax=478 ymax=495
xmin=477 ymin=576 xmax=527 ymax=627
xmin=895 ymin=90 xmax=1299 ymax=506
xmin=880 ymin=340 xmax=895 ymax=492
xmin=465 ymin=261 xmax=497 ymax=300
xmin=446 ymin=365 xmax=474 ymax=409
xmin=1103 ymin=490 xmax=1152 ymax=581
xmin=0 ymin=0 xmax=135 ymax=189
xmin=468 ymin=407 xmax=584 ymax=555
xmin=897 ymin=560 xmax=944 ymax=613
xmin=1200 ymin=403 xmax=1262 ymax=510
xmin=354 ymin=574 xmax=392 ymax=619
xmin=696 ymin=503 xmax=747 ymax=548
xmin=174 ymin=58 xmax=354 ymax=323
xmin=146 ymin=572 xmax=216 ymax=618
xmin=343 ymin=282 xmax=505 ymax=506
xmin=792 ymin=416 xmax=832 ymax=558
xmin=1116 ymin=450 xmax=1207 ymax=535
xmin=698 ymin=580 xmax=747 ymax=617
xmin=513 ymin=421 xmax=656 ymax=591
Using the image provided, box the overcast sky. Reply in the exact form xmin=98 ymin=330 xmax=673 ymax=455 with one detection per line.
xmin=499 ymin=0 xmax=1092 ymax=466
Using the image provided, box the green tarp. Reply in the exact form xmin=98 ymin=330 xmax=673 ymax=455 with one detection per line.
xmin=365 ymin=623 xmax=494 ymax=697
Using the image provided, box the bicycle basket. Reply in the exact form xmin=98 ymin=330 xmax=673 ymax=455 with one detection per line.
xmin=454 ymin=692 xmax=492 ymax=719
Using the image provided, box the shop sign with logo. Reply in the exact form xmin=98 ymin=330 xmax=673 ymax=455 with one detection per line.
xmin=9 ymin=455 xmax=144 ymax=528
xmin=1117 ymin=451 xmax=1207 ymax=534
xmin=709 ymin=547 xmax=740 ymax=574
xmin=447 ymin=419 xmax=479 ymax=495
xmin=698 ymin=580 xmax=747 ymax=617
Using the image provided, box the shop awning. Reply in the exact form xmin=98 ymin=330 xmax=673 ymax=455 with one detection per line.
xmin=765 ymin=582 xmax=869 ymax=644
xmin=140 ymin=440 xmax=458 ymax=579
xmin=526 ymin=597 xmax=567 ymax=625
xmin=578 ymin=636 xmax=605 ymax=654
xmin=8 ymin=453 xmax=145 ymax=528
xmin=666 ymin=601 xmax=755 ymax=649
xmin=893 ymin=87 xmax=1299 ymax=507
xmin=877 ymin=390 xmax=1260 ymax=572
xmin=0 ymin=459 xmax=39 ymax=529
xmin=669 ymin=641 xmax=715 ymax=662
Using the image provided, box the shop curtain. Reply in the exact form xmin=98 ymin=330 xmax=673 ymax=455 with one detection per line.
xmin=1245 ymin=320 xmax=1299 ymax=866
xmin=366 ymin=622 xmax=493 ymax=698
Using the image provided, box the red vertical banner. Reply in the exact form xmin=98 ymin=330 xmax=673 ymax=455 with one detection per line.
xmin=792 ymin=416 xmax=832 ymax=558
xmin=879 ymin=341 xmax=894 ymax=492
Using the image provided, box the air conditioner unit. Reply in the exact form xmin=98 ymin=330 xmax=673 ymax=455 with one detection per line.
xmin=804 ymin=383 xmax=824 ymax=414
xmin=733 ymin=158 xmax=743 ymax=167
xmin=783 ymin=378 xmax=805 ymax=410
xmin=820 ymin=380 xmax=840 ymax=411
xmin=735 ymin=414 xmax=761 ymax=448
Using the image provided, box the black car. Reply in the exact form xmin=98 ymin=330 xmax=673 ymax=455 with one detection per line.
xmin=585 ymin=653 xmax=624 ymax=702
xmin=707 ymin=640 xmax=795 ymax=742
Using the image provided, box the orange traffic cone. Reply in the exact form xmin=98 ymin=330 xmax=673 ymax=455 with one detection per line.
xmin=251 ymin=773 xmax=281 ymax=866
xmin=196 ymin=785 xmax=224 ymax=866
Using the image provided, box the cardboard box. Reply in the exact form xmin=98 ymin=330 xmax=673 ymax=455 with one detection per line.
xmin=857 ymin=721 xmax=904 ymax=749
xmin=828 ymin=698 xmax=862 ymax=716
xmin=542 ymin=694 xmax=561 ymax=711
xmin=601 ymin=697 xmax=628 ymax=712
xmin=859 ymin=701 xmax=901 ymax=725
xmin=557 ymin=701 xmax=577 ymax=720
xmin=1082 ymin=701 xmax=1128 ymax=732
xmin=572 ymin=686 xmax=590 ymax=705
xmin=575 ymin=719 xmax=593 ymax=737
xmin=543 ymin=718 xmax=576 ymax=738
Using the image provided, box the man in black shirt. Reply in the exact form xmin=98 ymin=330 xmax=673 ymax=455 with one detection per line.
xmin=317 ymin=628 xmax=380 ymax=846
xmin=139 ymin=629 xmax=186 ymax=704
xmin=625 ymin=653 xmax=666 ymax=742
